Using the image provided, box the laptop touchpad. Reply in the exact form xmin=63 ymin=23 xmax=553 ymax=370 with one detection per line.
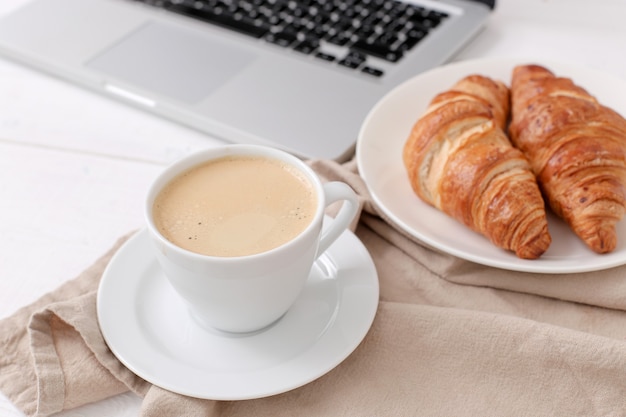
xmin=87 ymin=22 xmax=255 ymax=103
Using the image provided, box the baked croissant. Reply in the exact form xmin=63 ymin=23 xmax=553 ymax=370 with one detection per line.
xmin=403 ymin=74 xmax=551 ymax=259
xmin=509 ymin=64 xmax=626 ymax=253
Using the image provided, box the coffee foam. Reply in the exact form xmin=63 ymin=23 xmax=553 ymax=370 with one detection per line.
xmin=153 ymin=155 xmax=317 ymax=257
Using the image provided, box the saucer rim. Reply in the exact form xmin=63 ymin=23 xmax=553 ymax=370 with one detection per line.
xmin=96 ymin=226 xmax=379 ymax=400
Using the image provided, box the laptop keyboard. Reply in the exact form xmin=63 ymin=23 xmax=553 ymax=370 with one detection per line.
xmin=131 ymin=0 xmax=448 ymax=77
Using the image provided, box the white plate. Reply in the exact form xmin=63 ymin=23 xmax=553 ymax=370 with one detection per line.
xmin=357 ymin=57 xmax=626 ymax=274
xmin=97 ymin=228 xmax=379 ymax=400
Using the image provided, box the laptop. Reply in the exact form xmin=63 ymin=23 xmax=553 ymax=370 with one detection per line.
xmin=0 ymin=0 xmax=495 ymax=160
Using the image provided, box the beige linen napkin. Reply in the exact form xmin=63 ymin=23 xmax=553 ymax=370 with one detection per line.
xmin=3 ymin=158 xmax=626 ymax=416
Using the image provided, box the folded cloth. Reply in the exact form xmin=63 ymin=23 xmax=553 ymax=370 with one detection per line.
xmin=3 ymin=157 xmax=626 ymax=416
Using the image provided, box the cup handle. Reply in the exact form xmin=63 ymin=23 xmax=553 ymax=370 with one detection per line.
xmin=316 ymin=181 xmax=360 ymax=258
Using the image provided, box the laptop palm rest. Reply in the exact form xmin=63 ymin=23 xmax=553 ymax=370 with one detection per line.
xmin=86 ymin=22 xmax=256 ymax=103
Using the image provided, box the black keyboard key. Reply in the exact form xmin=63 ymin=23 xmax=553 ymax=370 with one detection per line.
xmin=353 ymin=23 xmax=376 ymax=39
xmin=338 ymin=59 xmax=360 ymax=69
xmin=167 ymin=4 xmax=270 ymax=38
xmin=327 ymin=34 xmax=351 ymax=46
xmin=338 ymin=50 xmax=366 ymax=68
xmin=426 ymin=10 xmax=448 ymax=27
xmin=377 ymin=32 xmax=398 ymax=47
xmin=293 ymin=39 xmax=319 ymax=54
xmin=351 ymin=39 xmax=402 ymax=62
xmin=407 ymin=28 xmax=427 ymax=40
xmin=399 ymin=28 xmax=426 ymax=52
xmin=266 ymin=30 xmax=298 ymax=46
xmin=315 ymin=52 xmax=336 ymax=62
xmin=362 ymin=66 xmax=384 ymax=76
xmin=408 ymin=11 xmax=444 ymax=30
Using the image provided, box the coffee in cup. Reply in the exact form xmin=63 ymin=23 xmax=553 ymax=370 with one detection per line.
xmin=152 ymin=155 xmax=318 ymax=257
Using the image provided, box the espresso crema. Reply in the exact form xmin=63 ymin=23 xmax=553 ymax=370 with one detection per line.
xmin=153 ymin=155 xmax=317 ymax=257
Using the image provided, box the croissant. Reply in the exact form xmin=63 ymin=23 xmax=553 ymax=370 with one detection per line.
xmin=509 ymin=64 xmax=626 ymax=253
xmin=403 ymin=74 xmax=551 ymax=259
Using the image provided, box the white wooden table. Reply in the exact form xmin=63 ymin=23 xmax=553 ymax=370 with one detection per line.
xmin=1 ymin=0 xmax=626 ymax=415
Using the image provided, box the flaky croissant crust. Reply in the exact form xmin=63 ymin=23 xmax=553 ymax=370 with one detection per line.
xmin=509 ymin=64 xmax=626 ymax=253
xmin=403 ymin=74 xmax=551 ymax=259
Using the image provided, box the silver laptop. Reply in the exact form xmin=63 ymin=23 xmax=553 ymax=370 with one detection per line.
xmin=0 ymin=0 xmax=494 ymax=160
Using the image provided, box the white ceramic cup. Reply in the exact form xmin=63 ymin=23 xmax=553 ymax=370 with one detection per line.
xmin=145 ymin=145 xmax=360 ymax=333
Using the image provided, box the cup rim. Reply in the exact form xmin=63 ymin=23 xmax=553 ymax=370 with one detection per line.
xmin=145 ymin=144 xmax=325 ymax=262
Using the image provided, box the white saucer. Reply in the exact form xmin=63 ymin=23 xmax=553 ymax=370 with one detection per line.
xmin=97 ymin=228 xmax=379 ymax=400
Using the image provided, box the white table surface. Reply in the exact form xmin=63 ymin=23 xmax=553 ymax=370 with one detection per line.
xmin=1 ymin=0 xmax=625 ymax=415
